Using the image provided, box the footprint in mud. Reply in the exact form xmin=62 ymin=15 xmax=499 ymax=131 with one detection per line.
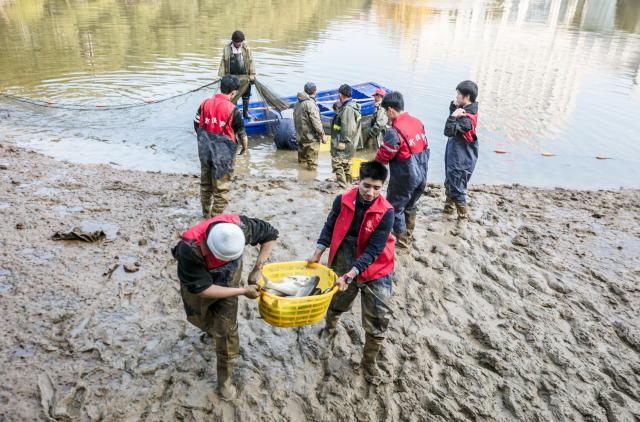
xmin=53 ymin=385 xmax=87 ymax=420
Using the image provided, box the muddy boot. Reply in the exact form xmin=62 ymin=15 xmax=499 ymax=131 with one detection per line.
xmin=361 ymin=335 xmax=384 ymax=384
xmin=322 ymin=314 xmax=339 ymax=342
xmin=405 ymin=213 xmax=416 ymax=244
xmin=335 ymin=174 xmax=348 ymax=190
xmin=217 ymin=361 xmax=237 ymax=401
xmin=443 ymin=197 xmax=455 ymax=216
xmin=443 ymin=184 xmax=455 ymax=216
xmin=242 ymin=98 xmax=250 ymax=120
xmin=455 ymin=202 xmax=468 ymax=221
xmin=395 ymin=232 xmax=410 ymax=250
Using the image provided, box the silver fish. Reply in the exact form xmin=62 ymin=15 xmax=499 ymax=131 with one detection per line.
xmin=263 ymin=275 xmax=320 ymax=297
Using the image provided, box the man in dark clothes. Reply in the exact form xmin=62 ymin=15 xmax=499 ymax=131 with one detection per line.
xmin=194 ymin=75 xmax=249 ymax=218
xmin=218 ymin=30 xmax=256 ymax=119
xmin=173 ymin=214 xmax=278 ymax=400
xmin=374 ymin=91 xmax=429 ymax=249
xmin=307 ymin=161 xmax=395 ymax=384
xmin=444 ymin=80 xmax=479 ymax=221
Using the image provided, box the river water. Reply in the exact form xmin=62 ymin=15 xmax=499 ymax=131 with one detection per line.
xmin=1 ymin=0 xmax=639 ymax=188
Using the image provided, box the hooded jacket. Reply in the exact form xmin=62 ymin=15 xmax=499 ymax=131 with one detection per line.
xmin=293 ymin=92 xmax=324 ymax=144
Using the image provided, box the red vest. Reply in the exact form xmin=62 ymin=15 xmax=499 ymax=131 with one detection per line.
xmin=462 ymin=112 xmax=478 ymax=143
xmin=328 ymin=188 xmax=395 ymax=282
xmin=181 ymin=214 xmax=241 ymax=270
xmin=198 ymin=94 xmax=237 ymax=142
xmin=391 ymin=112 xmax=428 ymax=160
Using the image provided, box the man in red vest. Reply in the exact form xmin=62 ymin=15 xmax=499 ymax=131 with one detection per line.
xmin=172 ymin=214 xmax=278 ymax=400
xmin=375 ymin=91 xmax=429 ymax=249
xmin=444 ymin=80 xmax=479 ymax=221
xmin=194 ymin=75 xmax=249 ymax=218
xmin=307 ymin=161 xmax=395 ymax=384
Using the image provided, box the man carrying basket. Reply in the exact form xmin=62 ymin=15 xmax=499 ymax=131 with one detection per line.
xmin=307 ymin=161 xmax=395 ymax=384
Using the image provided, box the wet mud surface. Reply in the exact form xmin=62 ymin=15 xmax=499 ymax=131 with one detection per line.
xmin=0 ymin=142 xmax=639 ymax=421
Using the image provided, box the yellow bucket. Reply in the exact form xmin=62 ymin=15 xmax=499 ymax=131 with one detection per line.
xmin=319 ymin=135 xmax=331 ymax=152
xmin=258 ymin=261 xmax=338 ymax=328
xmin=351 ymin=157 xmax=363 ymax=179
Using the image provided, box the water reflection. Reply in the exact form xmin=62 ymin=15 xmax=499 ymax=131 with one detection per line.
xmin=374 ymin=0 xmax=640 ymax=145
xmin=0 ymin=0 xmax=639 ymax=188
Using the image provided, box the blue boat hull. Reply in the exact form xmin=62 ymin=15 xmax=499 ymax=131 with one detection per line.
xmin=239 ymin=82 xmax=390 ymax=136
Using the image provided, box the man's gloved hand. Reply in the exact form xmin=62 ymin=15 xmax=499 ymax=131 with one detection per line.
xmin=249 ymin=75 xmax=256 ymax=83
xmin=243 ymin=285 xmax=260 ymax=299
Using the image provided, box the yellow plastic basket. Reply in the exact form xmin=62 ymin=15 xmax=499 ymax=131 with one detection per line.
xmin=351 ymin=157 xmax=363 ymax=179
xmin=258 ymin=261 xmax=338 ymax=328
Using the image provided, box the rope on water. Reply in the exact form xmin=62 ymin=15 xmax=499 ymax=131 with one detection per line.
xmin=0 ymin=79 xmax=220 ymax=111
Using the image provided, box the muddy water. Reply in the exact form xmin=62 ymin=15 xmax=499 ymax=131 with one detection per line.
xmin=1 ymin=0 xmax=639 ymax=188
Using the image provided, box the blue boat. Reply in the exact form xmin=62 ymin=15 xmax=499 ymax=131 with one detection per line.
xmin=241 ymin=82 xmax=390 ymax=136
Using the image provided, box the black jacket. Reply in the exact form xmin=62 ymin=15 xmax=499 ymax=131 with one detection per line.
xmin=444 ymin=101 xmax=478 ymax=141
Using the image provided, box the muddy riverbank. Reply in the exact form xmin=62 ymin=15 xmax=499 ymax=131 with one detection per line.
xmin=0 ymin=141 xmax=639 ymax=421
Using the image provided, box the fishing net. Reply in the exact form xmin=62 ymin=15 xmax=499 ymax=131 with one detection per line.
xmin=243 ymin=78 xmax=292 ymax=136
xmin=253 ymin=79 xmax=290 ymax=111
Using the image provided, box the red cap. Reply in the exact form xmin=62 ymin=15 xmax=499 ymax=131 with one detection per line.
xmin=373 ymin=88 xmax=386 ymax=97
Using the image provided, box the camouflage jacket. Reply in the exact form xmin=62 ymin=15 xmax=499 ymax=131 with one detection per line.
xmin=293 ymin=92 xmax=324 ymax=144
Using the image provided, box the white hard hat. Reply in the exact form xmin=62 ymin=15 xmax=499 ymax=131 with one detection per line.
xmin=206 ymin=223 xmax=245 ymax=261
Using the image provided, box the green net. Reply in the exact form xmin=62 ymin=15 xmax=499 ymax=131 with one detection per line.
xmin=253 ymin=79 xmax=290 ymax=112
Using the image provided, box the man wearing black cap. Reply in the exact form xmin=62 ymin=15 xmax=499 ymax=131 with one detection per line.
xmin=218 ymin=30 xmax=256 ymax=120
xmin=330 ymin=84 xmax=362 ymax=188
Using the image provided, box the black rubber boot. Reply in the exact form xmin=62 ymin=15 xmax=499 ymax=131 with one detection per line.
xmin=242 ymin=98 xmax=250 ymax=120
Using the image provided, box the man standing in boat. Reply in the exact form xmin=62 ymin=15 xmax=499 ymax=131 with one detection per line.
xmin=194 ymin=75 xmax=249 ymax=217
xmin=218 ymin=30 xmax=256 ymax=120
xmin=330 ymin=84 xmax=362 ymax=189
xmin=293 ymin=82 xmax=325 ymax=170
